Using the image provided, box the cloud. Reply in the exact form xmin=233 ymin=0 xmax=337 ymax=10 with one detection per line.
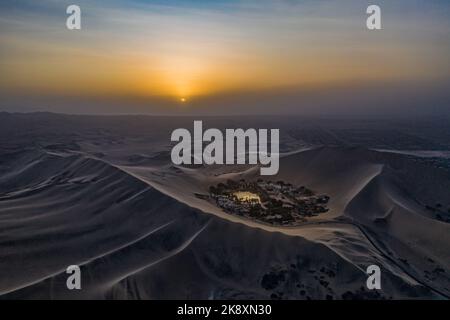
xmin=0 ymin=0 xmax=449 ymax=115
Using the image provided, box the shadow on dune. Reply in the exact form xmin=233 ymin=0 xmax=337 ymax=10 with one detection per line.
xmin=0 ymin=145 xmax=449 ymax=299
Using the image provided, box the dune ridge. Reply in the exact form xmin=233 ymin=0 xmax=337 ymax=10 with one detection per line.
xmin=0 ymin=134 xmax=449 ymax=299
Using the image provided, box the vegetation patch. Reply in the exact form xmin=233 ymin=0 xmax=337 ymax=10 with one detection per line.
xmin=198 ymin=179 xmax=330 ymax=226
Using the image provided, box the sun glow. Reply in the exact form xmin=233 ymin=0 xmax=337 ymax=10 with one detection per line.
xmin=2 ymin=0 xmax=447 ymax=111
xmin=154 ymin=52 xmax=212 ymax=99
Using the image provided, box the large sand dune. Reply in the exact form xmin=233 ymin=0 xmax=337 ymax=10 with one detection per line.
xmin=0 ymin=114 xmax=449 ymax=299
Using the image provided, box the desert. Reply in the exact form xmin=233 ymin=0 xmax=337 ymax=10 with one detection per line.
xmin=0 ymin=113 xmax=448 ymax=300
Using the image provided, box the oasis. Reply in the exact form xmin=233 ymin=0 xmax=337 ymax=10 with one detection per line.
xmin=171 ymin=121 xmax=279 ymax=175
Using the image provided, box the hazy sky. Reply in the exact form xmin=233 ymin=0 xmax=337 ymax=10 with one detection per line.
xmin=0 ymin=0 xmax=449 ymax=115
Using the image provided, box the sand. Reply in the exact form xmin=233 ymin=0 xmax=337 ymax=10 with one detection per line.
xmin=0 ymin=113 xmax=449 ymax=299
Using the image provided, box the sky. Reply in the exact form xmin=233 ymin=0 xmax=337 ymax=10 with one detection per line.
xmin=0 ymin=0 xmax=449 ymax=115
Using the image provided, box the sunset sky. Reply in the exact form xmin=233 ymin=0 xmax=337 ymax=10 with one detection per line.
xmin=1 ymin=0 xmax=449 ymax=115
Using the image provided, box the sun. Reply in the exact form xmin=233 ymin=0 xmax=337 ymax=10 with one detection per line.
xmin=180 ymin=97 xmax=187 ymax=103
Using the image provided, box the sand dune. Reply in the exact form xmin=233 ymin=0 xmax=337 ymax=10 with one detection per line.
xmin=0 ymin=114 xmax=449 ymax=299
